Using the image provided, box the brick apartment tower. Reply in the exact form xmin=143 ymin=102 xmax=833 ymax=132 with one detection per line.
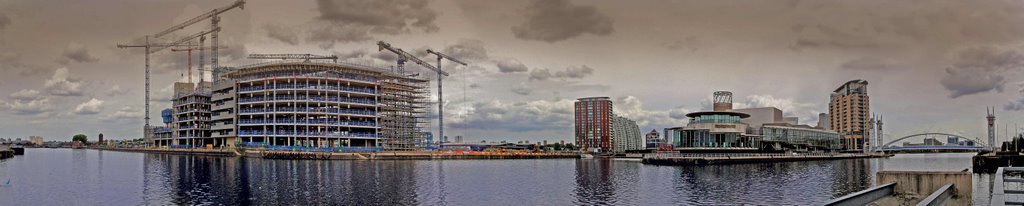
xmin=575 ymin=97 xmax=614 ymax=152
xmin=830 ymin=80 xmax=870 ymax=151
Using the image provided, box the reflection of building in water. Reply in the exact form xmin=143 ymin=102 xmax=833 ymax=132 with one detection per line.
xmin=573 ymin=159 xmax=615 ymax=205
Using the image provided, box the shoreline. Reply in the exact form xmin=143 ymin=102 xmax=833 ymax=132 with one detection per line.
xmin=642 ymin=153 xmax=893 ymax=165
xmin=87 ymin=147 xmax=582 ymax=160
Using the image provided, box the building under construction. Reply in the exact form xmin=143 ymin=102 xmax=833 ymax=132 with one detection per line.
xmin=151 ymin=58 xmax=431 ymax=151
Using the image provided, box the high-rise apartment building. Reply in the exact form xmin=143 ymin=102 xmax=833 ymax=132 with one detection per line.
xmin=612 ymin=115 xmax=641 ymax=153
xmin=829 ymin=80 xmax=870 ymax=151
xmin=575 ymin=97 xmax=614 ymax=152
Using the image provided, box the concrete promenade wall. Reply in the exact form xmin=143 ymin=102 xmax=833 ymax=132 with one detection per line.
xmin=876 ymin=171 xmax=971 ymax=205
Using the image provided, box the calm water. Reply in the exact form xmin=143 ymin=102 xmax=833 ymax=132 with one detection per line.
xmin=0 ymin=149 xmax=993 ymax=205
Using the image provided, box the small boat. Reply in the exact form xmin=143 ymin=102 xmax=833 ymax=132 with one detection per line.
xmin=11 ymin=145 xmax=24 ymax=155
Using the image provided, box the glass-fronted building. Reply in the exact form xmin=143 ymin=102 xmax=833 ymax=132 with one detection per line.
xmin=760 ymin=123 xmax=841 ymax=150
xmin=674 ymin=111 xmax=761 ymax=148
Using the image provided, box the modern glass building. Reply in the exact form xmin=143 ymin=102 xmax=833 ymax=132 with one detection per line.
xmin=674 ymin=111 xmax=761 ymax=148
xmin=760 ymin=123 xmax=841 ymax=150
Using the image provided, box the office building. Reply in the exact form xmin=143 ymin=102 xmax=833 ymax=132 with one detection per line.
xmin=575 ymin=97 xmax=614 ymax=152
xmin=830 ymin=80 xmax=870 ymax=151
xmin=817 ymin=113 xmax=830 ymax=130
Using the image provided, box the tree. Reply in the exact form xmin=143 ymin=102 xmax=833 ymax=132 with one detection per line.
xmin=72 ymin=134 xmax=87 ymax=143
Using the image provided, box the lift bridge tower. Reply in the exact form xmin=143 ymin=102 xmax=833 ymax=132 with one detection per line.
xmin=988 ymin=106 xmax=997 ymax=150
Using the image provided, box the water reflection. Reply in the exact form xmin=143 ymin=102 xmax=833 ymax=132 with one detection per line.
xmin=0 ymin=149 xmax=992 ymax=205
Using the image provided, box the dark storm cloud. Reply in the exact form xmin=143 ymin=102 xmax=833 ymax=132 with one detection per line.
xmin=264 ymin=24 xmax=299 ymax=45
xmin=310 ymin=0 xmax=439 ymax=47
xmin=511 ymin=0 xmax=613 ymax=43
xmin=528 ymin=65 xmax=594 ymax=81
xmin=839 ymin=57 xmax=901 ymax=71
xmin=941 ymin=46 xmax=1024 ymax=98
xmin=59 ymin=43 xmax=100 ymax=64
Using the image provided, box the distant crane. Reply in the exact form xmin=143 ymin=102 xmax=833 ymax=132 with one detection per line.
xmin=426 ymin=49 xmax=468 ymax=144
xmin=247 ymin=54 xmax=338 ymax=62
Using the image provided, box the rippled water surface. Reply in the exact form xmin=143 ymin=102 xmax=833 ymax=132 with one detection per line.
xmin=0 ymin=149 xmax=987 ymax=205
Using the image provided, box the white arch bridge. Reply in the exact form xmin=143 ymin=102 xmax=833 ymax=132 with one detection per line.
xmin=877 ymin=132 xmax=992 ymax=153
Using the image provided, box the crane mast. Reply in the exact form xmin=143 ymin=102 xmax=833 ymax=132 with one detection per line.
xmin=426 ymin=49 xmax=468 ymax=144
xmin=116 ymin=0 xmax=245 ymax=147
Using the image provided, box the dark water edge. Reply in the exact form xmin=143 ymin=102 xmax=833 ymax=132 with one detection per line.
xmin=0 ymin=149 xmax=989 ymax=205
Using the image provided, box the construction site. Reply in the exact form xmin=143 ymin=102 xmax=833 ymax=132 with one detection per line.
xmin=119 ymin=0 xmax=462 ymax=152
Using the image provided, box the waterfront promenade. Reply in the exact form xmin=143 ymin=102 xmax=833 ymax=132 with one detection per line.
xmin=641 ymin=152 xmax=893 ymax=166
xmin=90 ymin=146 xmax=581 ymax=160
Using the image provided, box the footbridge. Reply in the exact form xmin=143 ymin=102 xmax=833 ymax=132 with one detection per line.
xmin=877 ymin=132 xmax=991 ymax=153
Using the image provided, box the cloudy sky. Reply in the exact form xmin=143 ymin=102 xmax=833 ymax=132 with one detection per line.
xmin=1 ymin=0 xmax=1023 ymax=143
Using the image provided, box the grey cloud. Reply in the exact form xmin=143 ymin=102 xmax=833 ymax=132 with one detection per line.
xmin=663 ymin=36 xmax=707 ymax=52
xmin=496 ymin=59 xmax=528 ymax=73
xmin=9 ymin=89 xmax=43 ymax=101
xmin=940 ymin=46 xmax=1024 ymax=98
xmin=511 ymin=0 xmax=613 ymax=43
xmin=528 ymin=65 xmax=595 ymax=81
xmin=511 ymin=87 xmax=531 ymax=96
xmin=448 ymin=99 xmax=574 ymax=132
xmin=614 ymin=96 xmax=691 ymax=129
xmin=0 ymin=13 xmax=9 ymax=31
xmin=335 ymin=50 xmax=368 ymax=61
xmin=45 ymin=67 xmax=85 ymax=96
xmin=310 ymin=0 xmax=439 ymax=47
xmin=839 ymin=57 xmax=901 ymax=71
xmin=60 ymin=42 xmax=99 ymax=63
xmin=1003 ymin=83 xmax=1019 ymax=111
xmin=102 ymin=106 xmax=143 ymax=121
xmin=106 ymin=85 xmax=128 ymax=96
xmin=73 ymin=98 xmax=104 ymax=115
xmin=265 ymin=24 xmax=299 ymax=45
xmin=442 ymin=39 xmax=488 ymax=62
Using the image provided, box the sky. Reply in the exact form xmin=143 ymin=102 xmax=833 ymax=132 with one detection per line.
xmin=0 ymin=0 xmax=1023 ymax=143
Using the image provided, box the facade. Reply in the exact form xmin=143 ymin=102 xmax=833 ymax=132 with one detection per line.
xmin=674 ymin=111 xmax=759 ymax=148
xmin=645 ymin=129 xmax=661 ymax=148
xmin=760 ymin=123 xmax=841 ymax=150
xmin=575 ymin=97 xmax=614 ymax=152
xmin=612 ymin=115 xmax=642 ymax=153
xmin=728 ymin=107 xmax=783 ymax=134
xmin=830 ymin=79 xmax=870 ymax=151
xmin=153 ymin=60 xmax=431 ymax=151
xmin=817 ymin=113 xmax=830 ymax=130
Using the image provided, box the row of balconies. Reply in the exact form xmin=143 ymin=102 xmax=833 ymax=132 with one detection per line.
xmin=237 ymin=96 xmax=376 ymax=105
xmin=237 ymin=130 xmax=379 ymax=138
xmin=237 ymin=119 xmax=377 ymax=127
xmin=238 ymin=84 xmax=376 ymax=95
xmin=238 ymin=107 xmax=376 ymax=116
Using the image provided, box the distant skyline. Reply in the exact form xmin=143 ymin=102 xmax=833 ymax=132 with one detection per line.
xmin=0 ymin=0 xmax=1022 ymax=143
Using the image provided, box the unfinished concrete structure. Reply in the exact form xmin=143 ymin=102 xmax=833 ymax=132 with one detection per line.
xmin=153 ymin=59 xmax=430 ymax=151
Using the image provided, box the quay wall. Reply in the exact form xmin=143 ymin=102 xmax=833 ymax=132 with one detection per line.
xmin=875 ymin=171 xmax=971 ymax=205
xmin=641 ymin=153 xmax=891 ymax=166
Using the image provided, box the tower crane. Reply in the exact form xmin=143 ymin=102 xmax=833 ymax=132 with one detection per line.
xmin=171 ymin=45 xmax=228 ymax=84
xmin=247 ymin=54 xmax=338 ymax=62
xmin=377 ymin=41 xmax=447 ymax=147
xmin=117 ymin=0 xmax=244 ymax=146
xmin=426 ymin=49 xmax=468 ymax=144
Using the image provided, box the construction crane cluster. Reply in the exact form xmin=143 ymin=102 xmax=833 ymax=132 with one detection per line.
xmin=116 ymin=0 xmax=245 ymax=145
xmin=378 ymin=41 xmax=469 ymax=144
